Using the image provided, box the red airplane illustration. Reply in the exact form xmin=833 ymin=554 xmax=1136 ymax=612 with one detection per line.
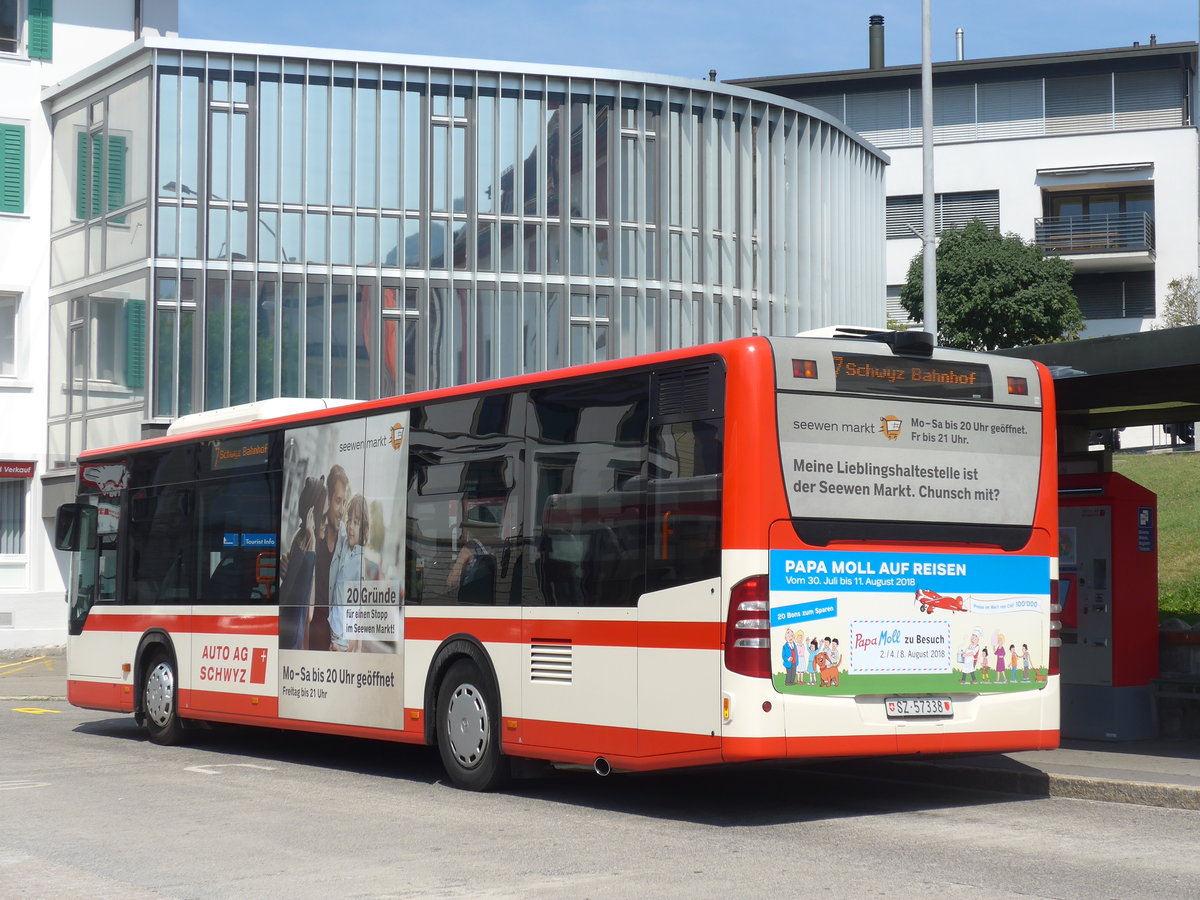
xmin=915 ymin=588 xmax=967 ymax=614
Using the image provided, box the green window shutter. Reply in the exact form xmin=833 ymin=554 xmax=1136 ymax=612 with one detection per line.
xmin=76 ymin=132 xmax=105 ymax=220
xmin=125 ymin=300 xmax=146 ymax=388
xmin=91 ymin=135 xmax=103 ymax=217
xmin=107 ymin=135 xmax=127 ymax=222
xmin=27 ymin=0 xmax=53 ymax=60
xmin=0 ymin=124 xmax=24 ymax=215
xmin=76 ymin=132 xmax=90 ymax=219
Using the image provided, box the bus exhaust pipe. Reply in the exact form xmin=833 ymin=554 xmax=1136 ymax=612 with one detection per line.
xmin=593 ymin=757 xmax=612 ymax=777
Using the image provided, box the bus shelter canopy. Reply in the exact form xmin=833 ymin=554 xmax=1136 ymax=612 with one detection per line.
xmin=994 ymin=324 xmax=1200 ymax=433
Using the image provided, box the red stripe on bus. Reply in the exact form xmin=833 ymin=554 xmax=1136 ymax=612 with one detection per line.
xmin=181 ymin=688 xmax=280 ymax=718
xmin=174 ymin=708 xmax=428 ymax=745
xmin=406 ymin=617 xmax=720 ymax=650
xmin=84 ymin=613 xmax=277 ymax=635
xmin=82 ymin=613 xmax=718 ymax=650
xmin=67 ymin=678 xmax=135 ymax=713
xmin=720 ymin=729 xmax=1058 ymax=762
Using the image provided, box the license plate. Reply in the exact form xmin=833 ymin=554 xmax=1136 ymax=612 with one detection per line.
xmin=885 ymin=697 xmax=953 ymax=718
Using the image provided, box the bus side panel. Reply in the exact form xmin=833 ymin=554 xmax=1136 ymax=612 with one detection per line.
xmin=637 ymin=578 xmax=723 ymax=755
xmin=183 ymin=610 xmax=281 ymax=719
xmin=403 ymin=608 xmax=525 ymax=742
xmin=519 ymin=608 xmax=639 ymax=758
xmin=67 ymin=608 xmax=194 ymax=714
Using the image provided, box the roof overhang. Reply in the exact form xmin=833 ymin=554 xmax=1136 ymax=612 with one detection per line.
xmin=994 ymin=326 xmax=1200 ymax=430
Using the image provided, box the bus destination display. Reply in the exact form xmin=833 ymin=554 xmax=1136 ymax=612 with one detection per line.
xmin=833 ymin=353 xmax=993 ymax=401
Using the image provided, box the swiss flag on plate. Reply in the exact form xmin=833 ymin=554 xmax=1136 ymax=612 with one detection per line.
xmin=250 ymin=648 xmax=269 ymax=684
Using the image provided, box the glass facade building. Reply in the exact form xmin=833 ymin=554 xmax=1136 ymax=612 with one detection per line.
xmin=45 ymin=37 xmax=887 ymax=466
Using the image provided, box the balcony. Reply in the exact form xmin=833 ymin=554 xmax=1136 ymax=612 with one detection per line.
xmin=1035 ymin=212 xmax=1156 ymax=271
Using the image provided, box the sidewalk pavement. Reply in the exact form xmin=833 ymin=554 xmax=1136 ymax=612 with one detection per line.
xmin=3 ymin=649 xmax=1197 ymax=810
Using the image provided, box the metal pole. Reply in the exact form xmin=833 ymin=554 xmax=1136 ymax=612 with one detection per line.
xmin=921 ymin=0 xmax=938 ymax=340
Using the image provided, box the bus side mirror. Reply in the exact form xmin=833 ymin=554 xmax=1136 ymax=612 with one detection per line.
xmin=55 ymin=503 xmax=96 ymax=552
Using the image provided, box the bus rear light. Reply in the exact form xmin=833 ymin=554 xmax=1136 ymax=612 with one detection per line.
xmin=792 ymin=359 xmax=818 ymax=379
xmin=725 ymin=576 xmax=772 ymax=678
xmin=1007 ymin=376 xmax=1029 ymax=396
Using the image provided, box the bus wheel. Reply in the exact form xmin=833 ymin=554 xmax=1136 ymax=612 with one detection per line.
xmin=436 ymin=659 xmax=510 ymax=791
xmin=143 ymin=652 xmax=185 ymax=745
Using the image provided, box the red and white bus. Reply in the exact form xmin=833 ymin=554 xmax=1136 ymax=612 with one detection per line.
xmin=56 ymin=331 xmax=1060 ymax=790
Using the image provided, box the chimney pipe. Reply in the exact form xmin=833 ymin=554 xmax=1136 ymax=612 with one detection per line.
xmin=708 ymin=69 xmax=717 ymax=81
xmin=955 ymin=27 xmax=964 ymax=61
xmin=869 ymin=15 xmax=885 ymax=70
xmin=1150 ymin=34 xmax=1157 ymax=46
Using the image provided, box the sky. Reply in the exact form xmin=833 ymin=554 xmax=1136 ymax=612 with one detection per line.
xmin=179 ymin=1 xmax=1200 ymax=82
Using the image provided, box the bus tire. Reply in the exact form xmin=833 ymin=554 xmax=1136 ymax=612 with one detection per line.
xmin=435 ymin=659 xmax=510 ymax=791
xmin=143 ymin=651 xmax=185 ymax=746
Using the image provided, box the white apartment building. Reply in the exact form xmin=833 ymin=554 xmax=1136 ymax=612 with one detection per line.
xmin=0 ymin=1 xmax=178 ymax=649
xmin=735 ymin=31 xmax=1199 ymax=448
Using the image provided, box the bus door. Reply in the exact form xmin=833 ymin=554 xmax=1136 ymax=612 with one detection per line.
xmin=521 ymin=377 xmax=645 ymax=758
xmin=636 ymin=416 xmax=724 ymax=756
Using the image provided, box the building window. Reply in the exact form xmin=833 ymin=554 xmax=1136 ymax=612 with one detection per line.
xmin=0 ymin=1 xmax=52 ymax=59
xmin=886 ymin=190 xmax=999 ymax=239
xmin=0 ymin=293 xmax=16 ymax=376
xmin=0 ymin=122 xmax=24 ymax=214
xmin=1037 ymin=188 xmax=1155 ymax=255
xmin=0 ymin=1 xmax=19 ymax=55
xmin=1071 ymin=271 xmax=1155 ymax=319
xmin=1044 ymin=188 xmax=1153 ymax=220
xmin=0 ymin=479 xmax=25 ymax=555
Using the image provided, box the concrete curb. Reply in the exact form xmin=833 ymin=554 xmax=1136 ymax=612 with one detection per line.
xmin=868 ymin=759 xmax=1200 ymax=811
xmin=1 ymin=695 xmax=67 ymax=702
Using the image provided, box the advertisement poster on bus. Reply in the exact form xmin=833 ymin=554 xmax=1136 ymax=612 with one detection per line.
xmin=778 ymin=392 xmax=1043 ymax=528
xmin=277 ymin=412 xmax=410 ymax=729
xmin=769 ymin=549 xmax=1051 ymax=695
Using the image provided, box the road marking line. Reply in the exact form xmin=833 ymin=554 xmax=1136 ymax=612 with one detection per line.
xmin=11 ymin=707 xmax=64 ymax=715
xmin=0 ymin=781 xmax=50 ymax=791
xmin=0 ymin=656 xmax=47 ymax=670
xmin=185 ymin=763 xmax=276 ymax=775
xmin=0 ymin=656 xmax=55 ymax=678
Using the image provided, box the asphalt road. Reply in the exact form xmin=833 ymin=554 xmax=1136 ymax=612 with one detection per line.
xmin=2 ymin=701 xmax=1198 ymax=899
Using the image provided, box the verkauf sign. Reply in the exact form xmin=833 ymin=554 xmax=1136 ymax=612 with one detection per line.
xmin=0 ymin=461 xmax=36 ymax=479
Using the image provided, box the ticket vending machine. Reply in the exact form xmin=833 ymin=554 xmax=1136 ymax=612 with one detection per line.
xmin=1058 ymin=471 xmax=1158 ymax=740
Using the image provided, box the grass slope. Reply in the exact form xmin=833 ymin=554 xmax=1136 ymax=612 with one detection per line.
xmin=1112 ymin=451 xmax=1200 ymax=623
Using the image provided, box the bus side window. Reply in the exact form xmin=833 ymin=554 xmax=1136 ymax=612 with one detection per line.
xmin=646 ymin=418 xmax=723 ymax=593
xmin=406 ymin=394 xmax=524 ymax=607
xmin=196 ymin=473 xmax=280 ymax=605
xmin=125 ymin=485 xmax=195 ymax=604
xmin=527 ymin=374 xmax=649 ymax=608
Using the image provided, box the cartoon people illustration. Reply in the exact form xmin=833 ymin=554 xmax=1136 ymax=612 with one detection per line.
xmin=980 ymin=646 xmax=991 ymax=682
xmin=806 ymin=638 xmax=819 ymax=685
xmin=994 ymin=633 xmax=1007 ymax=683
xmin=813 ymin=636 xmax=841 ymax=687
xmin=795 ymin=631 xmax=810 ymax=684
xmin=328 ymin=493 xmax=368 ymax=652
xmin=959 ymin=628 xmax=981 ymax=683
xmin=1009 ymin=644 xmax=1018 ymax=676
xmin=1022 ymin=644 xmax=1033 ymax=682
xmin=781 ymin=628 xmax=800 ymax=685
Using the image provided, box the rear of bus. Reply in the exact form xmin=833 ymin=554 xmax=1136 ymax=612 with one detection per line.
xmin=719 ymin=332 xmax=1059 ymax=761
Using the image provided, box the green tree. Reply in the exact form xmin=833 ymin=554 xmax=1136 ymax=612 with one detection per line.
xmin=1158 ymin=275 xmax=1198 ymax=329
xmin=901 ymin=219 xmax=1083 ymax=351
